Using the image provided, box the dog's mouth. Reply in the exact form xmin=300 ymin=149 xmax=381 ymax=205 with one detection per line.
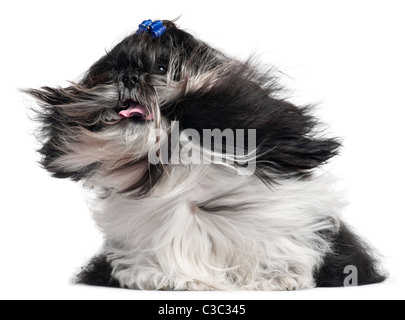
xmin=118 ymin=100 xmax=154 ymax=121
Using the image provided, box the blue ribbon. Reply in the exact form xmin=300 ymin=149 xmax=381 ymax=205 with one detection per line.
xmin=136 ymin=19 xmax=167 ymax=39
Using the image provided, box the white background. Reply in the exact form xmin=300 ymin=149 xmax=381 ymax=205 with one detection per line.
xmin=1 ymin=0 xmax=404 ymax=300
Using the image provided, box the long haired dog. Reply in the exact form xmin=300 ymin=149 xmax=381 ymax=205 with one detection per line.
xmin=27 ymin=20 xmax=386 ymax=290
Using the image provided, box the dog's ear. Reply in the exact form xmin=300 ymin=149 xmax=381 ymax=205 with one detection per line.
xmin=164 ymin=62 xmax=340 ymax=175
xmin=25 ymin=86 xmax=107 ymax=181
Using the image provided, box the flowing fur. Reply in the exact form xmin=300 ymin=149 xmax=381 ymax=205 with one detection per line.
xmin=26 ymin=20 xmax=386 ymax=290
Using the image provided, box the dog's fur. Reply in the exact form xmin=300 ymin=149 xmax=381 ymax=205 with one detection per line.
xmin=27 ymin=20 xmax=386 ymax=290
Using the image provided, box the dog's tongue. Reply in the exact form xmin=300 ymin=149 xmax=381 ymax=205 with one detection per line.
xmin=119 ymin=102 xmax=153 ymax=120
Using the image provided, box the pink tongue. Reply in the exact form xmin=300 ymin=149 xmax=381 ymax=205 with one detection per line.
xmin=119 ymin=102 xmax=147 ymax=118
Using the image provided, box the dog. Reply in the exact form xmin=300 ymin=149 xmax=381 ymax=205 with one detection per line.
xmin=26 ymin=19 xmax=386 ymax=290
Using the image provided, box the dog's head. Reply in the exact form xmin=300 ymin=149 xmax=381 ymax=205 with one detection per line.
xmin=26 ymin=20 xmax=340 ymax=197
xmin=81 ymin=20 xmax=221 ymax=123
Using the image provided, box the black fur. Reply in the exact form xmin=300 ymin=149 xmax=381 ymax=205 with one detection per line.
xmin=27 ymin=21 xmax=340 ymax=181
xmin=81 ymin=21 xmax=202 ymax=89
xmin=27 ymin=20 xmax=385 ymax=289
xmin=83 ymin=20 xmax=341 ymax=177
xmin=76 ymin=255 xmax=121 ymax=288
xmin=26 ymin=86 xmax=107 ymax=180
xmin=315 ymin=223 xmax=387 ymax=287
xmin=163 ymin=65 xmax=341 ymax=176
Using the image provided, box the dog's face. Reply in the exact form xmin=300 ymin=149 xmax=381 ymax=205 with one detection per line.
xmin=81 ymin=21 xmax=208 ymax=125
xmin=27 ymin=20 xmax=340 ymax=197
xmin=27 ymin=20 xmax=225 ymax=195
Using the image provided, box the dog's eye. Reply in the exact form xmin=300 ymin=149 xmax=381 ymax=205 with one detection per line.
xmin=156 ymin=66 xmax=168 ymax=76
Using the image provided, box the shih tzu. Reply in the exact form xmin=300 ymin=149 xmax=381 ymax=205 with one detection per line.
xmin=27 ymin=20 xmax=386 ymax=290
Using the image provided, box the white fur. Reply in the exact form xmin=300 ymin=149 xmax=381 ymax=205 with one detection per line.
xmin=85 ymin=163 xmax=343 ymax=291
xmin=29 ymin=29 xmax=348 ymax=291
xmin=40 ymin=81 xmax=344 ymax=291
xmin=49 ymin=114 xmax=344 ymax=291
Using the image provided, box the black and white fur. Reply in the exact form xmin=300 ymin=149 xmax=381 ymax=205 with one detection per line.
xmin=27 ymin=20 xmax=386 ymax=290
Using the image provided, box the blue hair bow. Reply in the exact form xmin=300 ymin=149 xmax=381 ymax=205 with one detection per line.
xmin=136 ymin=20 xmax=167 ymax=39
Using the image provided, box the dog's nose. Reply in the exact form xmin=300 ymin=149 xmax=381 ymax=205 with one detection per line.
xmin=122 ymin=71 xmax=139 ymax=90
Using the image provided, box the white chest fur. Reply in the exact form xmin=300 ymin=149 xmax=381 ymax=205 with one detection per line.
xmin=86 ymin=165 xmax=342 ymax=290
